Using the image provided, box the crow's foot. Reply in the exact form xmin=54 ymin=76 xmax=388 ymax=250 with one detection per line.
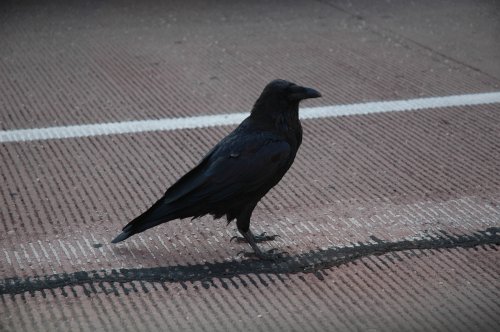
xmin=230 ymin=232 xmax=279 ymax=243
xmin=236 ymin=229 xmax=285 ymax=261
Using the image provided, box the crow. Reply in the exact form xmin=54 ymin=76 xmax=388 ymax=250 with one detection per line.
xmin=112 ymin=79 xmax=321 ymax=259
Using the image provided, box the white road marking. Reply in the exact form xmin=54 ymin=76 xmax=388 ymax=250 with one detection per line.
xmin=1 ymin=91 xmax=499 ymax=143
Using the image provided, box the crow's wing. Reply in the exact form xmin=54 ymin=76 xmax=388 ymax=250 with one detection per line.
xmin=178 ymin=135 xmax=292 ymax=205
xmin=117 ymin=133 xmax=291 ymax=237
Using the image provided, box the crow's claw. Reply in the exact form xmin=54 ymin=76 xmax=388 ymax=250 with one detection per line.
xmin=230 ymin=236 xmax=247 ymax=243
xmin=255 ymin=232 xmax=280 ymax=242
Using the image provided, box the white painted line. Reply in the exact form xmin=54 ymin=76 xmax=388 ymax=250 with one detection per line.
xmin=1 ymin=91 xmax=499 ymax=143
xmin=299 ymin=91 xmax=500 ymax=120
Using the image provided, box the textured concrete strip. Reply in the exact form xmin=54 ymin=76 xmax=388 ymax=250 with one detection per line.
xmin=1 ymin=226 xmax=498 ymax=295
xmin=1 ymin=92 xmax=500 ymax=142
xmin=2 ymin=191 xmax=499 ymax=284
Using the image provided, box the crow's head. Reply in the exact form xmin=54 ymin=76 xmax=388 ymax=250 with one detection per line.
xmin=268 ymin=79 xmax=321 ymax=101
xmin=252 ymin=79 xmax=321 ymax=117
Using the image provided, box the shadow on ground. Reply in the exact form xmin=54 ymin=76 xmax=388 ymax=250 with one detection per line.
xmin=1 ymin=227 xmax=498 ymax=297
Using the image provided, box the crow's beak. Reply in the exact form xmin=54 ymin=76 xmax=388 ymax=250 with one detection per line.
xmin=289 ymin=85 xmax=322 ymax=101
xmin=302 ymin=87 xmax=322 ymax=99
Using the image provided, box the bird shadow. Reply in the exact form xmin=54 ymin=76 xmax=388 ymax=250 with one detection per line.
xmin=1 ymin=227 xmax=498 ymax=296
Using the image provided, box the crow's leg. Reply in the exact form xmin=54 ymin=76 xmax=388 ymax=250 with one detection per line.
xmin=239 ymin=229 xmax=280 ymax=260
xmin=234 ymin=202 xmax=280 ymax=260
xmin=230 ymin=231 xmax=279 ymax=243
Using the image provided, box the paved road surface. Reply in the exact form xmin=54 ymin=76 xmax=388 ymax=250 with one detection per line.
xmin=1 ymin=1 xmax=499 ymax=331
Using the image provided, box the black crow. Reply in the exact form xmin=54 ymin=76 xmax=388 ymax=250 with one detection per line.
xmin=112 ymin=79 xmax=321 ymax=259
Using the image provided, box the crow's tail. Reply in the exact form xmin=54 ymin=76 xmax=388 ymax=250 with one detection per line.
xmin=111 ymin=197 xmax=184 ymax=244
xmin=111 ymin=230 xmax=132 ymax=243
